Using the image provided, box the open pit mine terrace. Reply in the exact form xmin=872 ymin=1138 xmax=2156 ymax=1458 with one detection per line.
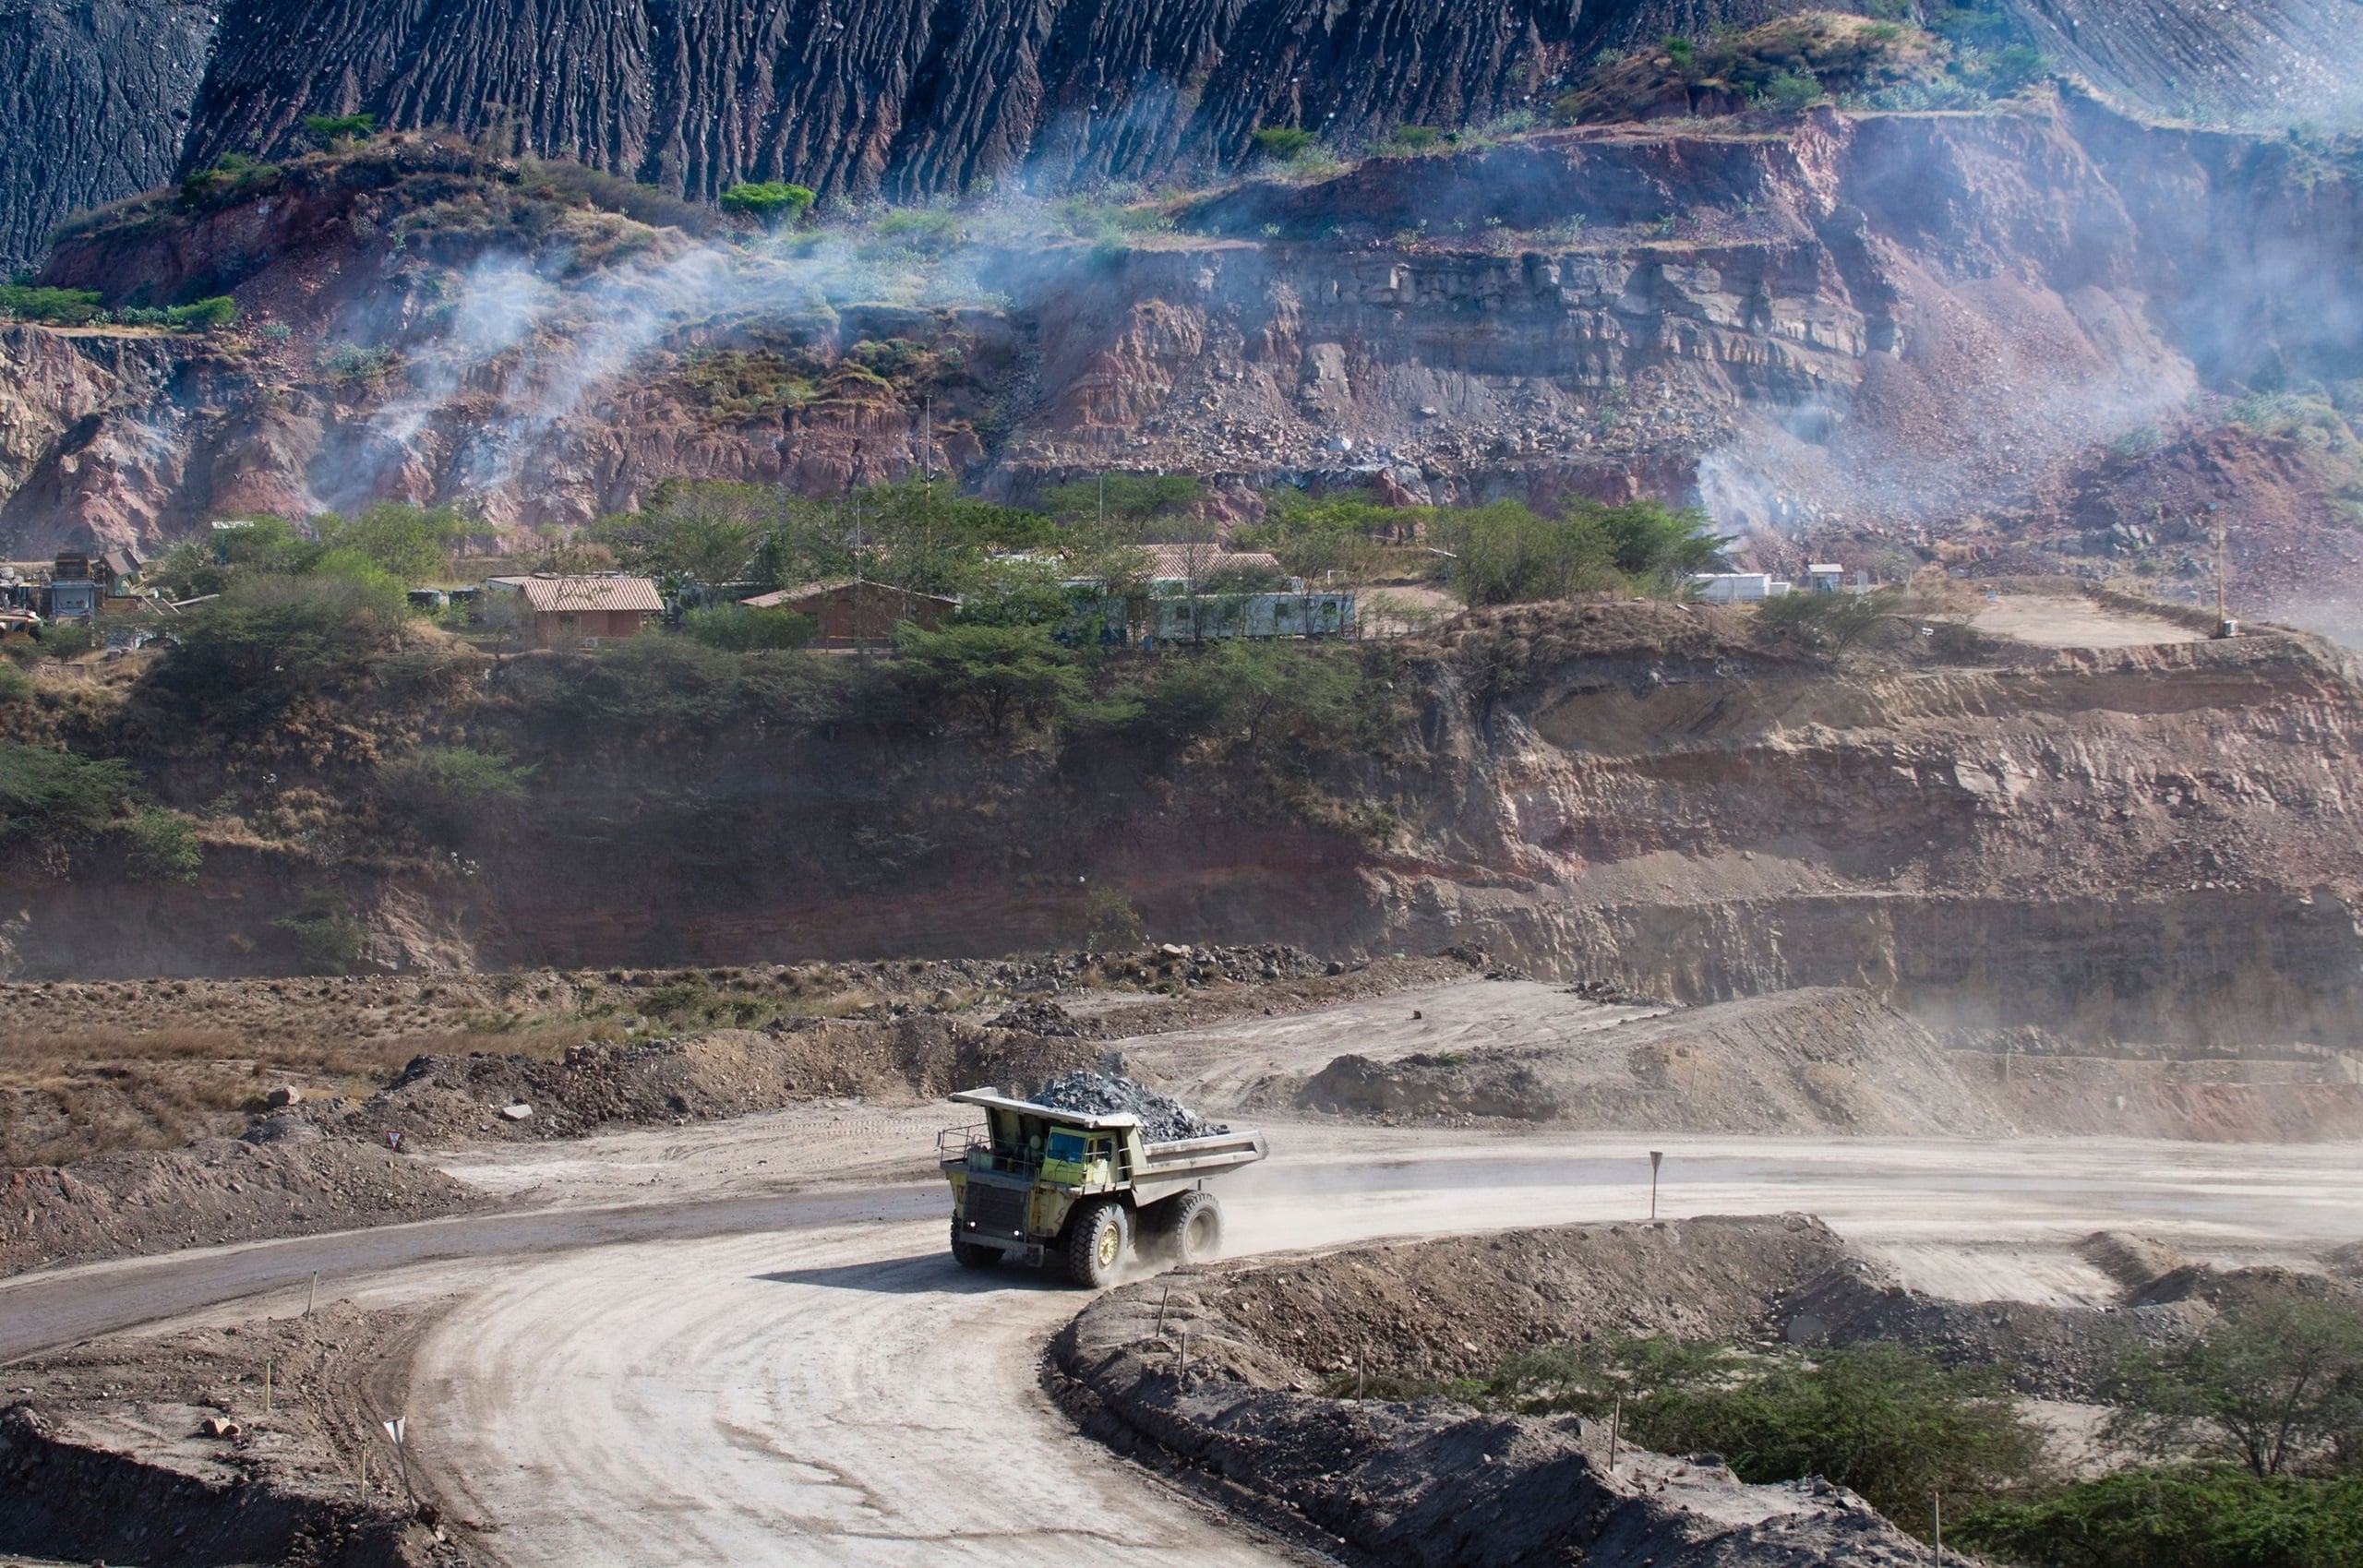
xmin=0 ymin=952 xmax=2359 ymax=1568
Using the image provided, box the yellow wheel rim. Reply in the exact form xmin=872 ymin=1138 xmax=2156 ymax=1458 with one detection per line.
xmin=1098 ymin=1225 xmax=1121 ymax=1267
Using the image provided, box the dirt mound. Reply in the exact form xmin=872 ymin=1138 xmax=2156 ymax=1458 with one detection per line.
xmin=321 ymin=1017 xmax=1103 ymax=1147
xmin=0 ymin=1300 xmax=466 ymax=1566
xmin=1055 ymin=1216 xmax=2363 ymax=1563
xmin=0 ymin=1133 xmax=481 ymax=1277
xmin=1032 ymin=1071 xmax=1227 ymax=1141
xmin=985 ymin=999 xmax=1095 ymax=1036
xmin=2077 ymin=1230 xmax=2195 ymax=1296
xmin=1050 ymin=1217 xmax=1929 ymax=1568
xmin=1294 ymin=988 xmax=2011 ymax=1135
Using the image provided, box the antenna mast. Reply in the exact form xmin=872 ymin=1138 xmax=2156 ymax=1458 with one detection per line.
xmin=2212 ymin=506 xmax=2237 ymax=639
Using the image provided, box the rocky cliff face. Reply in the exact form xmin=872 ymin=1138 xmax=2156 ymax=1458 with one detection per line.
xmin=12 ymin=91 xmax=2362 ymax=620
xmin=9 ymin=604 xmax=2358 ymax=1056
xmin=4 ymin=1 xmax=2358 ymax=278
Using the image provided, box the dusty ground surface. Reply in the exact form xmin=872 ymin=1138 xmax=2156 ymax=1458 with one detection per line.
xmin=0 ymin=1301 xmax=464 ymax=1567
xmin=4 ymin=1098 xmax=2362 ymax=1566
xmin=1971 ymin=592 xmax=2210 ymax=648
xmin=0 ymin=949 xmax=1453 ymax=1168
xmin=0 ymin=952 xmax=1466 ymax=1278
xmin=1122 ymin=980 xmax=2363 ymax=1141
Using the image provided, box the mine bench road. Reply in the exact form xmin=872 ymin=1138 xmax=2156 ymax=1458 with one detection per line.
xmin=6 ymin=1126 xmax=2361 ymax=1566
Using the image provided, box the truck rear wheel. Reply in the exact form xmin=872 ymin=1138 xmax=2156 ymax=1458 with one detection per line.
xmin=950 ymin=1221 xmax=1002 ymax=1270
xmin=1063 ymin=1200 xmax=1131 ymax=1287
xmin=1169 ymin=1191 xmax=1223 ymax=1264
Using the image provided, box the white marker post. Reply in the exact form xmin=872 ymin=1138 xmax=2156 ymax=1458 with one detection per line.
xmin=382 ymin=1416 xmax=416 ymax=1506
xmin=1649 ymin=1151 xmax=1663 ymax=1220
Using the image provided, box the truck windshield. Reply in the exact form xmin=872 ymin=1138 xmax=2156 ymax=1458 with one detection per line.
xmin=1045 ymin=1130 xmax=1086 ymax=1163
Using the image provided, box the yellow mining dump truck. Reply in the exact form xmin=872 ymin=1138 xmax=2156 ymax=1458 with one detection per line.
xmin=938 ymin=1087 xmax=1268 ymax=1286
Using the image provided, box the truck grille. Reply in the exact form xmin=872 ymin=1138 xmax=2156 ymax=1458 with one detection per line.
xmin=962 ymin=1179 xmax=1030 ymax=1242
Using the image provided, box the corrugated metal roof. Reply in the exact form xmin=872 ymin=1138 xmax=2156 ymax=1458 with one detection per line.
xmin=486 ymin=574 xmax=663 ymax=613
xmin=1141 ymin=545 xmax=1285 ymax=581
xmin=747 ymin=581 xmax=959 ymax=609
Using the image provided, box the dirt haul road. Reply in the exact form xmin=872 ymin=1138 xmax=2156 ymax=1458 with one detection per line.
xmin=413 ymin=1127 xmax=2363 ymax=1567
xmin=6 ymin=1115 xmax=2361 ymax=1565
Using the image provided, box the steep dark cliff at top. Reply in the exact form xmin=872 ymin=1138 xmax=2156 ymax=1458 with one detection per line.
xmin=4 ymin=0 xmax=2359 ymax=276
xmin=0 ymin=0 xmax=213 ymax=271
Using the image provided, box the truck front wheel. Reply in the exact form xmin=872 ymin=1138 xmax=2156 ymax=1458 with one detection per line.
xmin=950 ymin=1221 xmax=1002 ymax=1270
xmin=1063 ymin=1199 xmax=1131 ymax=1287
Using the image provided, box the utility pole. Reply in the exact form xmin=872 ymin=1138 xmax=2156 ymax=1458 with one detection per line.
xmin=2212 ymin=506 xmax=2237 ymax=638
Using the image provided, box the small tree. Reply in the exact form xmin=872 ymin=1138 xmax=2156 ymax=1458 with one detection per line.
xmin=1082 ymin=886 xmax=1143 ymax=951
xmin=893 ymin=622 xmax=1087 ymax=738
xmin=720 ymin=181 xmax=816 ymax=229
xmin=2105 ymin=1299 xmax=2363 ymax=1478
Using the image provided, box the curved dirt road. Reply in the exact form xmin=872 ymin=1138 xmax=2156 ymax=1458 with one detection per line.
xmin=396 ymin=1127 xmax=2363 ymax=1568
xmin=6 ymin=1107 xmax=2359 ymax=1568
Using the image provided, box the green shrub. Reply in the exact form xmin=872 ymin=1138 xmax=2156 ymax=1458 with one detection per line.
xmin=141 ymin=573 xmax=414 ymax=736
xmin=315 ymin=501 xmax=465 ymax=584
xmin=1082 ymin=887 xmax=1143 ymax=950
xmin=0 ymin=284 xmax=105 ymax=325
xmin=180 ymin=153 xmax=281 ymax=208
xmin=1433 ymin=497 xmax=1722 ymax=604
xmin=376 ymin=746 xmax=532 ymax=841
xmin=1252 ymin=127 xmax=1318 ymax=162
xmin=720 ymin=181 xmax=816 ymax=228
xmin=1481 ymin=1336 xmax=2044 ymax=1537
xmin=681 ymin=604 xmax=816 ymax=650
xmin=301 ymin=113 xmax=378 ymax=146
xmin=2112 ymin=425 xmax=2166 ymax=460
xmin=1764 ymin=68 xmax=1826 ymax=109
xmin=1382 ymin=125 xmax=1447 ymax=155
xmin=319 ymin=341 xmax=398 ymax=382
xmin=0 ymin=663 xmax=31 ymax=701
xmin=891 ymin=622 xmax=1087 ymax=738
xmin=1755 ymin=588 xmax=1900 ymax=655
xmin=273 ymin=889 xmax=366 ymax=973
xmin=871 ymin=208 xmax=963 ymax=256
xmin=169 ymin=296 xmax=238 ymax=329
xmin=1958 ymin=1470 xmax=2363 ymax=1568
xmin=122 ymin=806 xmax=203 ymax=882
xmin=0 ymin=743 xmax=135 ymax=839
xmin=2102 ymin=1299 xmax=2363 ymax=1478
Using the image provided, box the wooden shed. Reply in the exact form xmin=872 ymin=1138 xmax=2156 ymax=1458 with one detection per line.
xmin=742 ymin=579 xmax=958 ymax=647
xmin=484 ymin=574 xmax=662 ymax=647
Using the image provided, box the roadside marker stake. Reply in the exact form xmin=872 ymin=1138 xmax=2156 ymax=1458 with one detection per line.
xmin=383 ymin=1416 xmax=417 ymax=1505
xmin=1608 ymin=1392 xmax=1622 ymax=1473
xmin=306 ymin=1271 xmax=318 ymax=1315
xmin=262 ymin=1358 xmax=272 ymax=1414
xmin=1649 ymin=1151 xmax=1663 ymax=1220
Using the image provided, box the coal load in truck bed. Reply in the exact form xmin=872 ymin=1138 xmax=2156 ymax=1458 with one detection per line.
xmin=1034 ymin=1071 xmax=1228 ymax=1142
